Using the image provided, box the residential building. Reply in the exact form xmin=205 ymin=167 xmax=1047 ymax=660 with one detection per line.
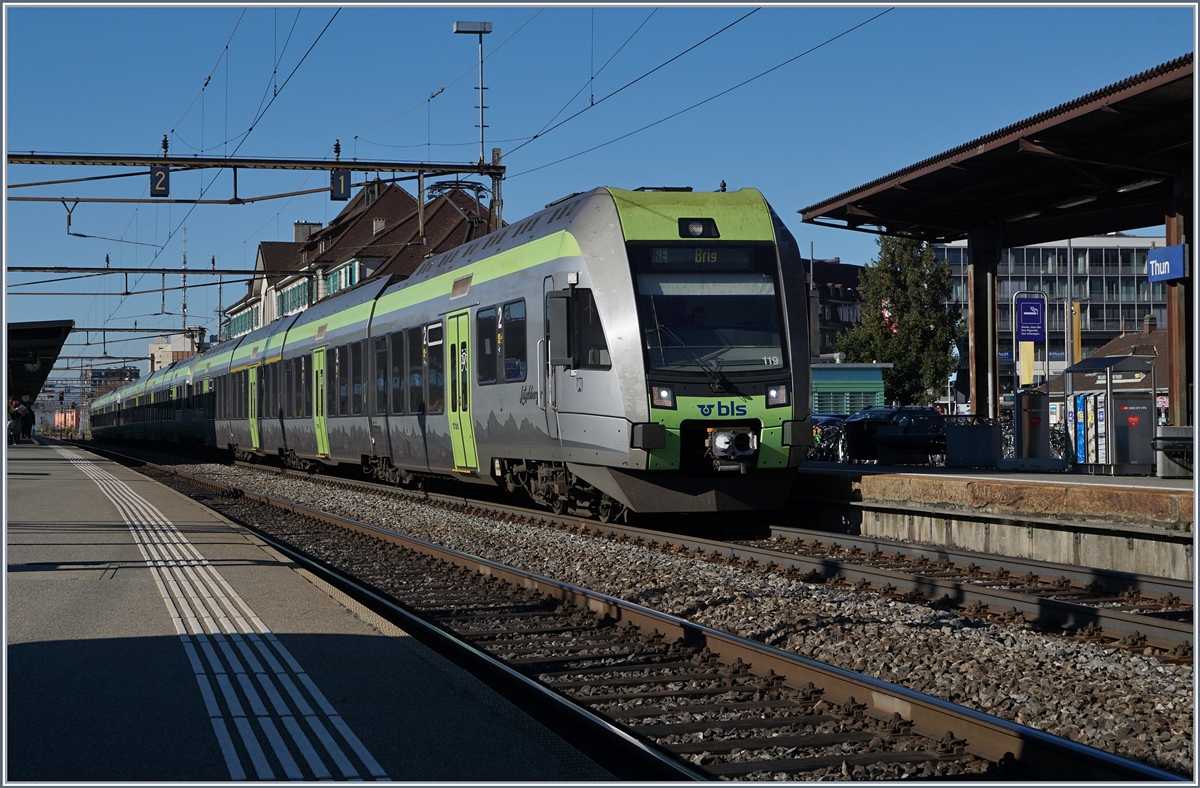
xmin=222 ymin=181 xmax=494 ymax=339
xmin=807 ymin=258 xmax=862 ymax=354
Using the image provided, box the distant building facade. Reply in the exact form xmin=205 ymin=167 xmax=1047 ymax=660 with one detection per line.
xmin=222 ymin=181 xmax=494 ymax=340
xmin=83 ymin=366 xmax=140 ymax=396
xmin=808 ymin=258 xmax=862 ymax=355
xmin=936 ymin=234 xmax=1168 ymax=395
xmin=148 ymin=334 xmax=198 ymax=372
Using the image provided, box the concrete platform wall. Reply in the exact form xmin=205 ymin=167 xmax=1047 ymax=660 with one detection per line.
xmin=793 ymin=468 xmax=1194 ymax=581
xmin=860 ymin=509 xmax=1193 ymax=581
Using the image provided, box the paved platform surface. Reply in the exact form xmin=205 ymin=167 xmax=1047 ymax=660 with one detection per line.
xmin=6 ymin=441 xmax=610 ymax=782
xmin=797 ymin=461 xmax=1194 ymax=533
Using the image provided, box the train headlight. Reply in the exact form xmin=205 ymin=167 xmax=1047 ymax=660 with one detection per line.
xmin=708 ymin=427 xmax=757 ymax=459
xmin=651 ymin=384 xmax=676 ymax=409
xmin=766 ymin=383 xmax=789 ymax=408
xmin=713 ymin=432 xmax=734 ymax=454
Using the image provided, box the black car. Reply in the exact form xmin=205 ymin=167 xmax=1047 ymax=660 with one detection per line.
xmin=842 ymin=406 xmax=944 ymax=463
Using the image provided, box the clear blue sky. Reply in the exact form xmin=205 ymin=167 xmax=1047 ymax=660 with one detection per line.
xmin=3 ymin=3 xmax=1195 ymax=373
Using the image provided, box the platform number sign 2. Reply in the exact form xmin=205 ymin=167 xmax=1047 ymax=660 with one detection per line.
xmin=150 ymin=165 xmax=169 ymax=198
xmin=331 ymin=169 xmax=351 ymax=201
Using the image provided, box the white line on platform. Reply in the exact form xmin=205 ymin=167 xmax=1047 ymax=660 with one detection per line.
xmin=54 ymin=447 xmax=389 ymax=782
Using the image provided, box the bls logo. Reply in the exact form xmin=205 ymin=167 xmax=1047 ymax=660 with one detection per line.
xmin=698 ymin=401 xmax=747 ymax=417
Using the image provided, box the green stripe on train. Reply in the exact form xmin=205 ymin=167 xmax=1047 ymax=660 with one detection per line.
xmin=373 ymin=230 xmax=583 ymax=320
xmin=227 ymin=230 xmax=583 ymax=367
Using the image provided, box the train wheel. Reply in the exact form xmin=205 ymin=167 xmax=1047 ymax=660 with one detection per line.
xmin=597 ymin=496 xmax=618 ymax=523
xmin=551 ymin=496 xmax=566 ymax=516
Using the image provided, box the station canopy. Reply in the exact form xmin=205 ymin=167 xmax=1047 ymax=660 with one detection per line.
xmin=7 ymin=320 xmax=74 ymax=405
xmin=799 ymin=53 xmax=1192 ymax=249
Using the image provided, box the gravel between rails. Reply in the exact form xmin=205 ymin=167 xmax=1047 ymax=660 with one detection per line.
xmin=174 ymin=462 xmax=1194 ymax=777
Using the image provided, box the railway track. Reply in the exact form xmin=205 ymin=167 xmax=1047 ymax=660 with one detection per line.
xmin=77 ymin=443 xmax=1186 ymax=781
xmin=77 ymin=442 xmax=1195 ymax=658
xmin=218 ymin=454 xmax=1193 ymax=658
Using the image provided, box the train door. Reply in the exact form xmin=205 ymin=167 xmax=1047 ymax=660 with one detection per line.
xmin=541 ymin=276 xmax=560 ymax=440
xmin=313 ymin=348 xmax=330 ymax=456
xmin=446 ymin=310 xmax=478 ymax=471
xmin=248 ymin=367 xmax=261 ymax=450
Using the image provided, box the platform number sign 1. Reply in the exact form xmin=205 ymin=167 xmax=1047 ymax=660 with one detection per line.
xmin=331 ymin=169 xmax=351 ymax=201
xmin=150 ymin=165 xmax=169 ymax=198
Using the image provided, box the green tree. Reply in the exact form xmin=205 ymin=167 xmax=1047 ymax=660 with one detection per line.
xmin=835 ymin=236 xmax=961 ymax=406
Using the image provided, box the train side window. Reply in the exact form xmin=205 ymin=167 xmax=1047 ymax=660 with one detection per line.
xmin=261 ymin=367 xmax=269 ymax=417
xmin=502 ymin=299 xmax=528 ymax=382
xmin=283 ymin=360 xmax=293 ymax=418
xmin=374 ymin=336 xmax=388 ymax=415
xmin=262 ymin=366 xmax=270 ymax=418
xmin=301 ymin=355 xmax=312 ymax=418
xmin=449 ymin=341 xmax=458 ymax=413
xmin=389 ymin=331 xmax=405 ymax=415
xmin=476 ymin=307 xmax=497 ymax=385
xmin=426 ymin=323 xmax=444 ymax=414
xmin=337 ymin=346 xmax=349 ymax=416
xmin=258 ymin=367 xmax=267 ymax=417
xmin=326 ymin=348 xmax=337 ymax=416
xmin=407 ymin=327 xmax=424 ymax=414
xmin=575 ymin=289 xmax=611 ymax=369
xmin=351 ymin=341 xmax=364 ymax=416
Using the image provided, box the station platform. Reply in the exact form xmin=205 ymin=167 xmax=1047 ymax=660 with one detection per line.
xmin=5 ymin=441 xmax=610 ymax=782
xmin=793 ymin=461 xmax=1194 ymax=579
xmin=797 ymin=460 xmax=1194 ymax=533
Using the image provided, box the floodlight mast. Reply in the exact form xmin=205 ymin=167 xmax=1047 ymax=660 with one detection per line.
xmin=454 ymin=21 xmax=493 ymax=164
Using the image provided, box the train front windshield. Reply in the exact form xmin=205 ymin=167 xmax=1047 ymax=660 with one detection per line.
xmin=630 ymin=244 xmax=785 ymax=374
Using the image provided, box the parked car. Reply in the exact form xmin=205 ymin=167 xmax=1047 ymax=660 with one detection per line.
xmin=842 ymin=406 xmax=944 ymax=463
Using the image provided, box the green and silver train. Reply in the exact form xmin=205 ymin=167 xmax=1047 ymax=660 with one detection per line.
xmin=91 ymin=186 xmax=813 ymax=520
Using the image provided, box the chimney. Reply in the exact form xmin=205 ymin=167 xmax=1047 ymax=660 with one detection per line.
xmin=1143 ymin=313 xmax=1157 ymax=334
xmin=294 ymin=221 xmax=321 ymax=242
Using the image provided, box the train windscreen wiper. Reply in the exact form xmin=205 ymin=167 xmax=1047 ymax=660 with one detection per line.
xmin=647 ymin=297 xmax=735 ymax=394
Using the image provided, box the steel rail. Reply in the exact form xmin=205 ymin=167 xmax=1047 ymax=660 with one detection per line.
xmin=764 ymin=524 xmax=1193 ymax=603
xmin=575 ymin=520 xmax=1194 ymax=653
xmin=228 ymin=460 xmax=1193 ymax=653
xmin=103 ymin=448 xmax=1184 ymax=782
xmin=98 ymin=458 xmax=701 ymax=781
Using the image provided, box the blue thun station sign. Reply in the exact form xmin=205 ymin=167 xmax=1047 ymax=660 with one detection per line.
xmin=1148 ymin=244 xmax=1187 ymax=282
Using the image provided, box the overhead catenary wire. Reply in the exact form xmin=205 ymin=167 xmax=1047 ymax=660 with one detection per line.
xmin=508 ymin=8 xmax=759 ymax=158
xmin=535 ymin=8 xmax=657 ymax=135
xmin=104 ymin=9 xmax=341 ymax=326
xmin=511 ymin=7 xmax=894 ymax=178
xmin=168 ymin=9 xmax=246 ymax=139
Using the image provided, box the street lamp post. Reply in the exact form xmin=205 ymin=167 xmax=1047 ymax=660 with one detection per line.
xmin=454 ymin=21 xmax=493 ymax=164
